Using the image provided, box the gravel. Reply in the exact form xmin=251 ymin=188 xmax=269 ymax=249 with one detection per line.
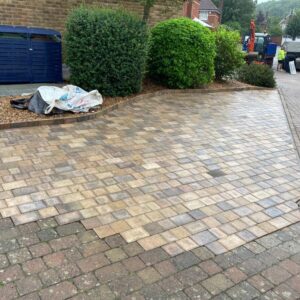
xmin=0 ymin=80 xmax=250 ymax=126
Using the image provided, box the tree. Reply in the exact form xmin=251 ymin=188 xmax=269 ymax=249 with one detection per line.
xmin=138 ymin=0 xmax=155 ymax=22
xmin=256 ymin=0 xmax=300 ymax=19
xmin=224 ymin=21 xmax=242 ymax=33
xmin=218 ymin=0 xmax=224 ymax=23
xmin=286 ymin=11 xmax=300 ymax=40
xmin=268 ymin=16 xmax=282 ymax=36
xmin=256 ymin=10 xmax=267 ymax=32
xmin=269 ymin=23 xmax=283 ymax=36
xmin=212 ymin=0 xmax=257 ymax=34
xmin=256 ymin=10 xmax=266 ymax=26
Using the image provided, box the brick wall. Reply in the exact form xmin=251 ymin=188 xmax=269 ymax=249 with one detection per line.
xmin=183 ymin=0 xmax=200 ymax=19
xmin=0 ymin=0 xmax=183 ymax=33
xmin=207 ymin=12 xmax=220 ymax=28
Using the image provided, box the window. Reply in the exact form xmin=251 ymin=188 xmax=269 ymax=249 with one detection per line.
xmin=200 ymin=11 xmax=208 ymax=20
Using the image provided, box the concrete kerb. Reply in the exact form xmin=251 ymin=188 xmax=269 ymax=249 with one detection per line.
xmin=0 ymin=86 xmax=269 ymax=130
xmin=278 ymin=88 xmax=300 ymax=161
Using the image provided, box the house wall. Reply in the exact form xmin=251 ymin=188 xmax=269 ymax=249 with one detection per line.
xmin=183 ymin=0 xmax=200 ymax=20
xmin=0 ymin=0 xmax=183 ymax=33
xmin=207 ymin=12 xmax=220 ymax=28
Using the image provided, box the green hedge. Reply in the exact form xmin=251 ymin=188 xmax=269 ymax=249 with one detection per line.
xmin=148 ymin=18 xmax=216 ymax=89
xmin=214 ymin=26 xmax=245 ymax=80
xmin=65 ymin=7 xmax=148 ymax=96
xmin=237 ymin=64 xmax=276 ymax=88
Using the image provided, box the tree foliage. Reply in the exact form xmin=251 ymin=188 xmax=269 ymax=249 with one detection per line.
xmin=212 ymin=0 xmax=256 ymax=34
xmin=224 ymin=21 xmax=242 ymax=32
xmin=256 ymin=0 xmax=300 ymax=19
xmin=256 ymin=10 xmax=266 ymax=26
xmin=254 ymin=11 xmax=282 ymax=36
xmin=286 ymin=11 xmax=300 ymax=40
xmin=268 ymin=16 xmax=282 ymax=36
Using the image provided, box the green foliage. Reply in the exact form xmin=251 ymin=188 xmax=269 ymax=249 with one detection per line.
xmin=212 ymin=0 xmax=256 ymax=34
xmin=257 ymin=0 xmax=300 ymax=19
xmin=224 ymin=21 xmax=242 ymax=33
xmin=237 ymin=64 xmax=276 ymax=88
xmin=254 ymin=11 xmax=282 ymax=36
xmin=254 ymin=7 xmax=283 ymax=36
xmin=269 ymin=19 xmax=283 ymax=36
xmin=214 ymin=26 xmax=245 ymax=80
xmin=65 ymin=7 xmax=148 ymax=97
xmin=148 ymin=18 xmax=216 ymax=88
xmin=256 ymin=10 xmax=266 ymax=26
xmin=286 ymin=11 xmax=300 ymax=40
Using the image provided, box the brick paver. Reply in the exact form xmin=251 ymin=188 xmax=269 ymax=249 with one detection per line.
xmin=0 ymin=90 xmax=299 ymax=256
xmin=0 ymin=216 xmax=298 ymax=299
xmin=0 ymin=89 xmax=299 ymax=298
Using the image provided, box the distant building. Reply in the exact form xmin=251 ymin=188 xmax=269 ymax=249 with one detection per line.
xmin=183 ymin=0 xmax=201 ymax=20
xmin=183 ymin=0 xmax=212 ymax=28
xmin=199 ymin=0 xmax=221 ymax=28
xmin=280 ymin=9 xmax=300 ymax=43
xmin=280 ymin=9 xmax=296 ymax=32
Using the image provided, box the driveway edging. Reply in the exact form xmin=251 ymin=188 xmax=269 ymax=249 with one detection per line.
xmin=278 ymin=88 xmax=300 ymax=161
xmin=0 ymin=86 xmax=269 ymax=130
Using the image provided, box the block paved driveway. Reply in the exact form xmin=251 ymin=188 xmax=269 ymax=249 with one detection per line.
xmin=0 ymin=89 xmax=300 ymax=299
xmin=0 ymin=217 xmax=299 ymax=299
xmin=0 ymin=90 xmax=299 ymax=255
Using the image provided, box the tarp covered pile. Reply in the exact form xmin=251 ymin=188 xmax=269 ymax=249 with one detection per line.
xmin=11 ymin=85 xmax=103 ymax=115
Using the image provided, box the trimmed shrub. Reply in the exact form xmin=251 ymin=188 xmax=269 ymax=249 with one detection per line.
xmin=65 ymin=7 xmax=148 ymax=96
xmin=237 ymin=64 xmax=276 ymax=88
xmin=214 ymin=26 xmax=245 ymax=80
xmin=148 ymin=18 xmax=216 ymax=89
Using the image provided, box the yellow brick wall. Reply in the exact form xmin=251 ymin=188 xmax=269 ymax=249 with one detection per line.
xmin=0 ymin=0 xmax=183 ymax=33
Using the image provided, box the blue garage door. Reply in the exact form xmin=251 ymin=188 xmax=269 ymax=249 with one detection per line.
xmin=0 ymin=26 xmax=62 ymax=84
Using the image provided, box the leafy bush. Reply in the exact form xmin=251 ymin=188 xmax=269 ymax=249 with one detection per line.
xmin=214 ymin=26 xmax=245 ymax=80
xmin=148 ymin=18 xmax=216 ymax=89
xmin=65 ymin=7 xmax=148 ymax=96
xmin=237 ymin=64 xmax=276 ymax=88
xmin=224 ymin=21 xmax=242 ymax=33
xmin=286 ymin=10 xmax=300 ymax=40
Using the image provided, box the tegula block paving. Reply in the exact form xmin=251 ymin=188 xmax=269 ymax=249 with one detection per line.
xmin=0 ymin=90 xmax=299 ymax=256
xmin=0 ymin=90 xmax=299 ymax=298
xmin=0 ymin=216 xmax=297 ymax=298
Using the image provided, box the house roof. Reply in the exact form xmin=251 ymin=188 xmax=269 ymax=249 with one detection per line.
xmin=200 ymin=0 xmax=220 ymax=13
xmin=280 ymin=9 xmax=296 ymax=25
